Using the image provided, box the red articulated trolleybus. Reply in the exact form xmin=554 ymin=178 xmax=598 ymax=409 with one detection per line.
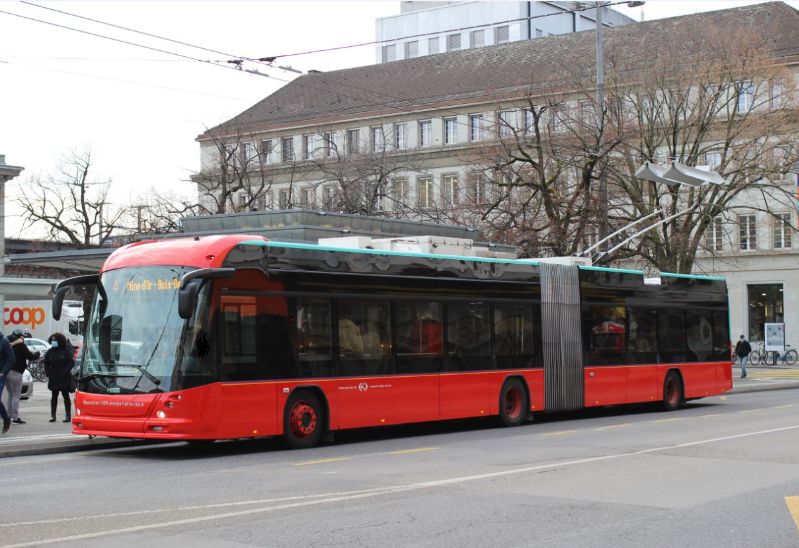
xmin=52 ymin=234 xmax=732 ymax=448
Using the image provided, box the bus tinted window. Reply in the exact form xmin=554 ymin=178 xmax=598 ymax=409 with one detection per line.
xmin=494 ymin=303 xmax=536 ymax=369
xmin=338 ymin=300 xmax=391 ymax=376
xmin=627 ymin=308 xmax=657 ymax=364
xmin=220 ymin=296 xmax=262 ymax=381
xmin=396 ymin=302 xmax=442 ymax=374
xmin=446 ymin=302 xmax=491 ymax=371
xmin=686 ymin=310 xmax=714 ymax=362
xmin=585 ymin=306 xmax=626 ymax=365
xmin=712 ymin=310 xmax=731 ymax=360
xmin=296 ymin=298 xmax=333 ymax=377
xmin=658 ymin=309 xmax=686 ymax=362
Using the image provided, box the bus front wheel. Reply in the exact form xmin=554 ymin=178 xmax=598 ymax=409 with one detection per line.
xmin=499 ymin=378 xmax=529 ymax=427
xmin=662 ymin=371 xmax=684 ymax=411
xmin=284 ymin=390 xmax=326 ymax=449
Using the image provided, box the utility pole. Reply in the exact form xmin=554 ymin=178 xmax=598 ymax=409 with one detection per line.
xmin=596 ymin=2 xmax=609 ymax=251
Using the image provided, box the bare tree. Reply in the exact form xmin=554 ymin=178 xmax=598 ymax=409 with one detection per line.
xmin=14 ymin=149 xmax=124 ymax=247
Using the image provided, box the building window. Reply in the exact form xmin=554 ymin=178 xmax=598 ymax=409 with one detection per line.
xmin=405 ymin=41 xmax=418 ymax=59
xmin=279 ymin=189 xmax=289 ymax=208
xmin=771 ymin=79 xmax=783 ymax=110
xmin=523 ymin=109 xmax=534 ymax=135
xmin=346 ymin=129 xmax=360 ymax=154
xmin=446 ymin=33 xmax=461 ymax=52
xmin=737 ymin=80 xmax=754 ymax=112
xmin=418 ymin=176 xmax=434 ymax=208
xmin=371 ymin=126 xmax=385 ymax=153
xmin=471 ymin=29 xmax=485 ymax=48
xmin=260 ymin=139 xmax=273 ymax=164
xmin=322 ymin=186 xmax=335 ymax=209
xmin=281 ymin=137 xmax=294 ymax=162
xmin=774 ymin=213 xmax=792 ymax=249
xmin=419 ymin=120 xmax=432 ymax=147
xmin=442 ymin=174 xmax=459 ymax=205
xmin=444 ymin=117 xmax=457 ymax=145
xmin=469 ymin=114 xmax=483 ymax=142
xmin=299 ymin=187 xmax=315 ymax=207
xmin=382 ymin=44 xmax=396 ymax=63
xmin=240 ymin=142 xmax=256 ymax=166
xmin=394 ymin=123 xmax=407 ymax=150
xmin=392 ymin=178 xmax=409 ymax=204
xmin=322 ymin=132 xmax=334 ymax=157
xmin=238 ymin=193 xmax=248 ymax=208
xmin=704 ymin=151 xmax=722 ymax=169
xmin=747 ymin=284 xmax=784 ymax=342
xmin=302 ymin=134 xmax=315 ymax=160
xmin=498 ymin=110 xmax=514 ymax=138
xmin=428 ymin=36 xmax=440 ymax=54
xmin=467 ymin=173 xmax=485 ymax=204
xmin=739 ymin=214 xmax=757 ymax=250
xmin=704 ymin=217 xmax=723 ymax=252
xmin=494 ymin=25 xmax=509 ymax=44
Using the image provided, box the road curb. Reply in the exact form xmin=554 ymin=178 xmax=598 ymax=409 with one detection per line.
xmin=728 ymin=381 xmax=799 ymax=395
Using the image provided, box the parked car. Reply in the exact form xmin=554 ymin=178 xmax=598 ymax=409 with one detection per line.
xmin=20 ymin=369 xmax=33 ymax=400
xmin=24 ymin=337 xmax=49 ymax=355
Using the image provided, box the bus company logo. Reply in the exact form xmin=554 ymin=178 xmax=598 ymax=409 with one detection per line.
xmin=3 ymin=307 xmax=46 ymax=329
xmin=358 ymin=382 xmax=369 ymax=392
xmin=338 ymin=383 xmax=393 ymax=392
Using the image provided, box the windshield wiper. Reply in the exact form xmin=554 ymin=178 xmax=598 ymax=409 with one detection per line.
xmin=79 ymin=372 xmax=134 ymax=382
xmin=122 ymin=363 xmax=161 ymax=386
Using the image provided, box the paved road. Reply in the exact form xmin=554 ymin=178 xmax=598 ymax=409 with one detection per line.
xmin=2 ymin=388 xmax=798 ymax=547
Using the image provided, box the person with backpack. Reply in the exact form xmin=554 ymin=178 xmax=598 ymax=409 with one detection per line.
xmin=735 ymin=334 xmax=752 ymax=379
xmin=0 ymin=330 xmax=15 ymax=433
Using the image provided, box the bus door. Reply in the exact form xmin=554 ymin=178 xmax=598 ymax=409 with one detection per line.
xmin=335 ymin=300 xmax=438 ymax=428
xmin=441 ymin=302 xmax=491 ymax=420
xmin=217 ymin=294 xmax=278 ymax=438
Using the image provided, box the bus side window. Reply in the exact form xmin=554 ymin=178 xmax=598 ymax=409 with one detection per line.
xmin=396 ymin=301 xmax=442 ymax=374
xmin=711 ymin=310 xmax=731 ymax=360
xmin=626 ymin=308 xmax=658 ymax=364
xmin=296 ymin=298 xmax=333 ymax=377
xmin=686 ymin=310 xmax=714 ymax=362
xmin=657 ymin=309 xmax=687 ymax=363
xmin=220 ymin=296 xmax=263 ymax=381
xmin=494 ymin=303 xmax=536 ymax=369
xmin=584 ymin=305 xmax=626 ymax=365
xmin=446 ymin=302 xmax=491 ymax=371
xmin=337 ymin=300 xmax=391 ymax=376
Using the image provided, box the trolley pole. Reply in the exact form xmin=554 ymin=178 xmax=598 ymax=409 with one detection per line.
xmin=596 ymin=3 xmax=609 ymax=251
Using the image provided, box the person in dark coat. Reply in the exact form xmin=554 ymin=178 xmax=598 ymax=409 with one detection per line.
xmin=43 ymin=332 xmax=75 ymax=423
xmin=6 ymin=328 xmax=40 ymax=424
xmin=0 ymin=330 xmax=14 ymax=433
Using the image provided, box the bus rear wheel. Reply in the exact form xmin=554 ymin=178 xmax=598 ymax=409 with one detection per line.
xmin=499 ymin=378 xmax=528 ymax=427
xmin=662 ymin=371 xmax=684 ymax=411
xmin=284 ymin=390 xmax=325 ymax=449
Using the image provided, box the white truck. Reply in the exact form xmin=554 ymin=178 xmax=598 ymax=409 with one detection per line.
xmin=3 ymin=299 xmax=84 ymax=347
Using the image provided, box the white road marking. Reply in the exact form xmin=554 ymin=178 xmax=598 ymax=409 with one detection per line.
xmin=3 ymin=423 xmax=799 ymax=547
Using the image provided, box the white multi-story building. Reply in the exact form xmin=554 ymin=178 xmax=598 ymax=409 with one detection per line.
xmin=196 ymin=2 xmax=799 ymax=347
xmin=375 ymin=1 xmax=635 ymax=63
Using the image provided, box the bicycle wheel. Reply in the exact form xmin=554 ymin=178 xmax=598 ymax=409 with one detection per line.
xmin=784 ymin=349 xmax=798 ymax=366
xmin=749 ymin=351 xmax=760 ymax=366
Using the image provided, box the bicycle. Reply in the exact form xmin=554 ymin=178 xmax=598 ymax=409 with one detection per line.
xmin=770 ymin=344 xmax=798 ymax=366
xmin=748 ymin=343 xmax=766 ymax=366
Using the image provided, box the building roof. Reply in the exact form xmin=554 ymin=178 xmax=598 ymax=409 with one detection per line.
xmin=200 ymin=1 xmax=799 ymax=140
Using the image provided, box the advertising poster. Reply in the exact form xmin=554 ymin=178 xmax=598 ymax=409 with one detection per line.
xmin=764 ymin=322 xmax=785 ymax=352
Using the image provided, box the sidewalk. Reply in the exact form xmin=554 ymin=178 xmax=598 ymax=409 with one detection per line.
xmin=3 ymin=370 xmax=799 ymax=458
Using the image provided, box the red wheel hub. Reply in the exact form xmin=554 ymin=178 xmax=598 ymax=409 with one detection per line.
xmin=289 ymin=402 xmax=317 ymax=437
xmin=504 ymin=388 xmax=522 ymax=419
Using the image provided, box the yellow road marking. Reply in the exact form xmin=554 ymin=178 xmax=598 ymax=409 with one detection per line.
xmin=750 ymin=371 xmax=799 ymax=378
xmin=543 ymin=430 xmax=577 ymax=437
xmin=719 ymin=396 xmax=727 ymax=401
xmin=739 ymin=409 xmax=761 ymax=414
xmin=597 ymin=423 xmax=631 ymax=431
xmin=291 ymin=457 xmax=351 ymax=467
xmin=786 ymin=497 xmax=799 ymax=531
xmin=775 ymin=404 xmax=795 ymax=409
xmin=389 ymin=447 xmax=439 ymax=455
xmin=698 ymin=413 xmax=722 ymax=418
xmin=654 ymin=418 xmax=683 ymax=423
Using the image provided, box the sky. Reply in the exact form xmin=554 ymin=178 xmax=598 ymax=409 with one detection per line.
xmin=0 ymin=0 xmax=794 ymax=239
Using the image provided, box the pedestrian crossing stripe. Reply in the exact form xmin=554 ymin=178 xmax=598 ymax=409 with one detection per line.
xmin=786 ymin=496 xmax=799 ymax=532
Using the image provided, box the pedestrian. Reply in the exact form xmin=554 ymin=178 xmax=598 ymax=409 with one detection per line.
xmin=43 ymin=332 xmax=75 ymax=423
xmin=0 ymin=330 xmax=15 ymax=433
xmin=5 ymin=329 xmax=41 ymax=424
xmin=734 ymin=334 xmax=752 ymax=379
